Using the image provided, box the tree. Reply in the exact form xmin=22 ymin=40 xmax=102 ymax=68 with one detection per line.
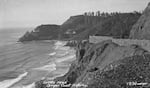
xmin=84 ymin=12 xmax=88 ymax=16
xmin=97 ymin=11 xmax=101 ymax=16
xmin=92 ymin=12 xmax=94 ymax=16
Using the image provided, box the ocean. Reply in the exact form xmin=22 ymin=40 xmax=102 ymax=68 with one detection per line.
xmin=0 ymin=29 xmax=76 ymax=88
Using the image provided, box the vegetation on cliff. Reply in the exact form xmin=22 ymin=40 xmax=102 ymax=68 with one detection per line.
xmin=19 ymin=24 xmax=60 ymax=42
xmin=130 ymin=2 xmax=150 ymax=39
xmin=19 ymin=11 xmax=141 ymax=42
xmin=61 ymin=12 xmax=141 ymax=40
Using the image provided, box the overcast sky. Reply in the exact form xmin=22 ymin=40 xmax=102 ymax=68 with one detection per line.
xmin=0 ymin=0 xmax=149 ymax=28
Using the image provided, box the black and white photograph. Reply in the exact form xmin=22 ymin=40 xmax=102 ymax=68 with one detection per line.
xmin=0 ymin=0 xmax=150 ymax=88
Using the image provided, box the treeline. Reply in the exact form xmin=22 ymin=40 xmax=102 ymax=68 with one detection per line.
xmin=82 ymin=11 xmax=142 ymax=25
xmin=78 ymin=11 xmax=142 ymax=29
xmin=83 ymin=11 xmax=142 ymax=17
xmin=69 ymin=11 xmax=142 ymax=39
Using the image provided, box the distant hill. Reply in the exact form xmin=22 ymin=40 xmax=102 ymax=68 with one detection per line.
xmin=19 ymin=12 xmax=141 ymax=42
xmin=19 ymin=24 xmax=60 ymax=42
xmin=61 ymin=12 xmax=141 ymax=40
xmin=130 ymin=3 xmax=150 ymax=39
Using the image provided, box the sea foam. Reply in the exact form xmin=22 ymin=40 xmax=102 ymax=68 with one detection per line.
xmin=4 ymin=41 xmax=74 ymax=88
xmin=0 ymin=72 xmax=28 ymax=88
xmin=55 ymin=54 xmax=76 ymax=63
xmin=48 ymin=52 xmax=56 ymax=56
xmin=33 ymin=63 xmax=56 ymax=72
xmin=54 ymin=41 xmax=67 ymax=49
xmin=54 ymin=41 xmax=67 ymax=46
xmin=56 ymin=51 xmax=69 ymax=56
xmin=22 ymin=83 xmax=35 ymax=88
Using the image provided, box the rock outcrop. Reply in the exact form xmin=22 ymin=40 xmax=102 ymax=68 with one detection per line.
xmin=35 ymin=40 xmax=150 ymax=88
xmin=19 ymin=24 xmax=60 ymax=42
xmin=130 ymin=2 xmax=150 ymax=39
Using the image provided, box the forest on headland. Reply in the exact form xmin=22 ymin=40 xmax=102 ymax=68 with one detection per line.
xmin=19 ymin=11 xmax=141 ymax=42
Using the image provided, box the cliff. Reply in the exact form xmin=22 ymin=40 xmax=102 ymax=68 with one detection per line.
xmin=19 ymin=24 xmax=60 ymax=42
xmin=130 ymin=2 xmax=150 ymax=39
xmin=35 ymin=40 xmax=150 ymax=88
xmin=60 ymin=12 xmax=141 ymax=40
xmin=19 ymin=12 xmax=141 ymax=42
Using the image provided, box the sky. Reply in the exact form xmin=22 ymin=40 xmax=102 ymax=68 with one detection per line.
xmin=0 ymin=0 xmax=150 ymax=28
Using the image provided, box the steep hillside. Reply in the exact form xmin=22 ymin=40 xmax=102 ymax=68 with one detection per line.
xmin=35 ymin=40 xmax=150 ymax=88
xmin=60 ymin=12 xmax=141 ymax=40
xmin=19 ymin=12 xmax=141 ymax=42
xmin=19 ymin=24 xmax=60 ymax=42
xmin=130 ymin=3 xmax=150 ymax=39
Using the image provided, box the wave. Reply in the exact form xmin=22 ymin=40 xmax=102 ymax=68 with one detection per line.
xmin=49 ymin=51 xmax=70 ymax=57
xmin=54 ymin=41 xmax=67 ymax=50
xmin=33 ymin=63 xmax=56 ymax=72
xmin=0 ymin=72 xmax=28 ymax=88
xmin=48 ymin=52 xmax=56 ymax=56
xmin=13 ymin=83 xmax=35 ymax=88
xmin=55 ymin=54 xmax=76 ymax=63
xmin=54 ymin=45 xmax=70 ymax=51
xmin=53 ymin=41 xmax=72 ymax=57
xmin=22 ymin=83 xmax=35 ymax=88
xmin=57 ymin=46 xmax=70 ymax=50
xmin=56 ymin=51 xmax=69 ymax=57
xmin=53 ymin=41 xmax=76 ymax=63
xmin=54 ymin=41 xmax=67 ymax=46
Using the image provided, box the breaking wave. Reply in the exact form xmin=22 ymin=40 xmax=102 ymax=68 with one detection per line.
xmin=33 ymin=63 xmax=56 ymax=72
xmin=0 ymin=41 xmax=76 ymax=88
xmin=55 ymin=54 xmax=76 ymax=63
xmin=48 ymin=52 xmax=56 ymax=56
xmin=0 ymin=72 xmax=28 ymax=88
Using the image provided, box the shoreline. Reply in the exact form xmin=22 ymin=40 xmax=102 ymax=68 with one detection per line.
xmin=7 ymin=40 xmax=76 ymax=88
xmin=35 ymin=39 xmax=150 ymax=88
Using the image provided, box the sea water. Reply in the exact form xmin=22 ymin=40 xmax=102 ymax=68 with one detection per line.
xmin=0 ymin=29 xmax=76 ymax=88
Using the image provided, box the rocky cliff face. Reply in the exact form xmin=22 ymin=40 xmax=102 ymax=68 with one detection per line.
xmin=130 ymin=2 xmax=150 ymax=39
xmin=35 ymin=40 xmax=150 ymax=88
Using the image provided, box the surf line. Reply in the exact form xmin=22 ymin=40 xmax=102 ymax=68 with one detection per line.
xmin=0 ymin=72 xmax=28 ymax=88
